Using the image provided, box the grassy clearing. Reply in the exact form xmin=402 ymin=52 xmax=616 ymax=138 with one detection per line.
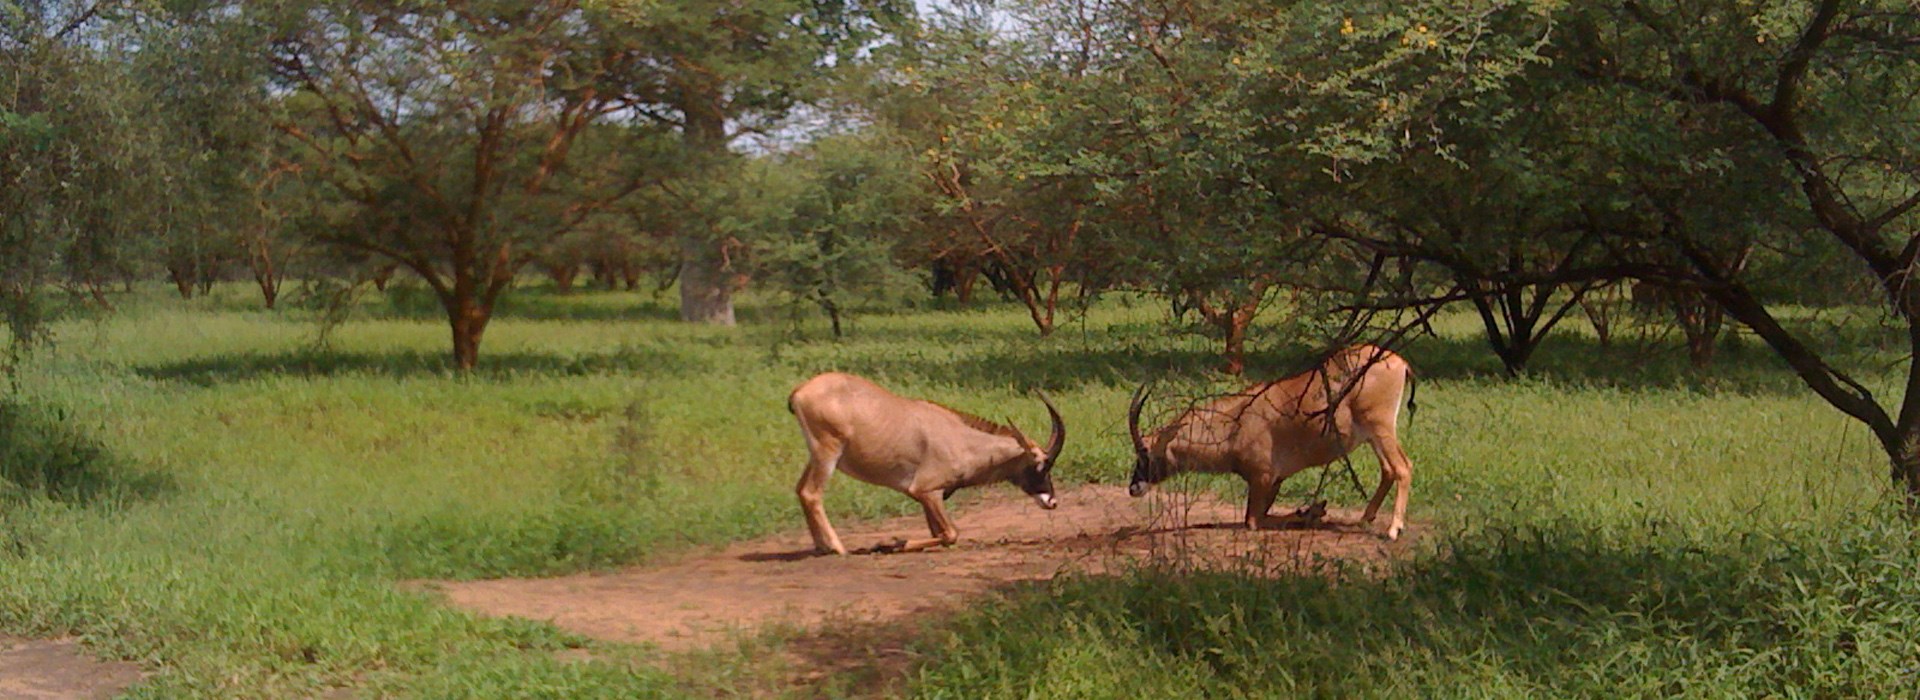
xmin=0 ymin=283 xmax=1915 ymax=696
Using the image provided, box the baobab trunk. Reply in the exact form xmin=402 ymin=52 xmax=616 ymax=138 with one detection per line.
xmin=675 ymin=89 xmax=738 ymax=326
xmin=677 ymin=236 xmax=735 ymax=325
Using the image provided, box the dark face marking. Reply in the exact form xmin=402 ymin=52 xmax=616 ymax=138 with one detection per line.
xmin=1012 ymin=460 xmax=1058 ymax=509
xmin=1127 ymin=451 xmax=1162 ymax=497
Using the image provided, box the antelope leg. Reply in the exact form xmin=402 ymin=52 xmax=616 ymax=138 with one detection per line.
xmin=795 ymin=446 xmax=846 ymax=555
xmin=1379 ymin=436 xmax=1414 ymax=541
xmin=1244 ymin=474 xmax=1283 ymax=530
xmin=894 ymin=491 xmax=960 ymax=553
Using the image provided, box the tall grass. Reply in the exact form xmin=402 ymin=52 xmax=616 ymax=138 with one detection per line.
xmin=909 ymin=517 xmax=1920 ymax=698
xmin=0 ymin=282 xmax=1912 ymax=697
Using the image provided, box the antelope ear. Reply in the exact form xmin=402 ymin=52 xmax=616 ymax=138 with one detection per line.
xmin=1005 ymin=418 xmax=1031 ymax=446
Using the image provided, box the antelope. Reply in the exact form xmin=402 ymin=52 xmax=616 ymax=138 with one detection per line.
xmin=787 ymin=372 xmax=1066 ymax=555
xmin=1126 ymin=345 xmax=1418 ymax=540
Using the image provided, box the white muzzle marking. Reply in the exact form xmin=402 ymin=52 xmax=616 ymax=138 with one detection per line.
xmin=1033 ymin=493 xmax=1058 ymax=510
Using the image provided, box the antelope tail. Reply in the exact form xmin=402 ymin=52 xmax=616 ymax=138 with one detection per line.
xmin=1404 ymin=365 xmax=1419 ymax=425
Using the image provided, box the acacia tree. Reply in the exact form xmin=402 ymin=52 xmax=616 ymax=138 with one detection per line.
xmin=586 ymin=0 xmax=908 ymax=326
xmin=1318 ymin=120 xmax=1614 ymax=376
xmin=1 ymin=1 xmax=174 ymax=353
xmin=1274 ymin=0 xmax=1920 ymax=505
xmin=1559 ymin=0 xmax=1920 ymax=505
xmin=1004 ymin=0 xmax=1327 ymax=371
xmin=862 ymin=2 xmax=1126 ymax=334
xmin=735 ymin=132 xmax=923 ymax=337
xmin=877 ymin=0 xmax=1306 ymax=360
xmin=265 ymin=1 xmax=667 ymax=369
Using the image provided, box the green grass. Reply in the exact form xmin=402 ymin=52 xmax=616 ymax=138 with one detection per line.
xmin=1 ymin=282 xmax=1915 ymax=697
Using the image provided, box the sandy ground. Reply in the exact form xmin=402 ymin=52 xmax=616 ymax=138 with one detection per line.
xmin=423 ymin=484 xmax=1413 ymax=653
xmin=0 ymin=636 xmax=143 ymax=700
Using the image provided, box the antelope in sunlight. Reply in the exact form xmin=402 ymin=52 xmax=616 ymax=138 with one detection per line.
xmin=1126 ymin=345 xmax=1419 ymax=540
xmin=787 ymin=372 xmax=1066 ymax=555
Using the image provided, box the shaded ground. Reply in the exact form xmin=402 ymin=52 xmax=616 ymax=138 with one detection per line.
xmin=424 ymin=484 xmax=1415 ymax=653
xmin=0 ymin=637 xmax=143 ymax=700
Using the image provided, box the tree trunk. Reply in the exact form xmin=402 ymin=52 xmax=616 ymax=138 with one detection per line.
xmin=1221 ymin=317 xmax=1248 ymax=375
xmin=167 ymin=264 xmax=195 ymax=299
xmin=621 ymin=260 xmax=641 ymax=291
xmin=250 ymin=236 xmax=280 ymax=310
xmin=548 ymin=263 xmax=578 ymax=294
xmin=372 ymin=264 xmax=398 ymax=292
xmin=1469 ymin=293 xmax=1533 ymax=376
xmin=1674 ymin=295 xmax=1724 ymax=367
xmin=1580 ymin=283 xmax=1623 ymax=349
xmin=85 ymin=280 xmax=112 ymax=309
xmin=1195 ymin=285 xmax=1266 ymax=376
xmin=445 ymin=291 xmax=492 ymax=371
xmin=1893 ymin=442 xmax=1920 ymax=513
xmin=955 ymin=266 xmax=977 ymax=304
xmin=1463 ymin=279 xmax=1590 ymax=376
xmin=824 ymin=298 xmax=843 ymax=339
xmin=677 ymin=236 xmax=735 ymax=325
xmin=674 ymin=84 xmax=738 ymax=325
xmin=255 ymin=272 xmax=279 ymax=310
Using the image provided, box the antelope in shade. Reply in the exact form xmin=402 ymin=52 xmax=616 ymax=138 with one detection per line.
xmin=787 ymin=372 xmax=1066 ymax=555
xmin=1127 ymin=345 xmax=1419 ymax=540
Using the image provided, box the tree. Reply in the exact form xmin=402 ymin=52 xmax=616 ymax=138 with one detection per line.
xmin=264 ymin=1 xmax=669 ymax=369
xmin=1 ymin=1 xmax=174 ymax=356
xmin=1318 ymin=118 xmax=1614 ymax=376
xmin=1279 ymin=0 xmax=1920 ymax=505
xmin=879 ymin=0 xmax=1317 ymax=360
xmin=1557 ymin=0 xmax=1920 ymax=506
xmin=589 ymin=0 xmax=910 ymax=325
xmin=143 ymin=9 xmax=279 ymax=304
xmin=743 ymin=132 xmax=923 ymax=337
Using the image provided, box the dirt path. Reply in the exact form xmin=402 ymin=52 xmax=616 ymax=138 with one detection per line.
xmin=0 ymin=637 xmax=143 ymax=700
xmin=425 ymin=485 xmax=1411 ymax=653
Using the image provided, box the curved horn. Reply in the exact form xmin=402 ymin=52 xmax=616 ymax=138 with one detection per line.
xmin=1037 ymin=390 xmax=1066 ymax=468
xmin=1126 ymin=382 xmax=1151 ymax=456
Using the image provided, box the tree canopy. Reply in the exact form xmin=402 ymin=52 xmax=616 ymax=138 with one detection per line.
xmin=9 ymin=0 xmax=1920 ymax=503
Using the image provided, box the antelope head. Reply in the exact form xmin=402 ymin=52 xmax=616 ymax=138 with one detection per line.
xmin=1126 ymin=383 xmax=1165 ymax=497
xmin=1006 ymin=391 xmax=1067 ymax=509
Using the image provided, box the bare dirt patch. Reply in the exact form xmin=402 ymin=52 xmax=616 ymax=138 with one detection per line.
xmin=423 ymin=484 xmax=1414 ymax=654
xmin=0 ymin=637 xmax=143 ymax=700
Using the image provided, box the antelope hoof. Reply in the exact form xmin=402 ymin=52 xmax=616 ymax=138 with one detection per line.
xmin=1385 ymin=525 xmax=1403 ymax=541
xmin=1295 ymin=501 xmax=1328 ymax=523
